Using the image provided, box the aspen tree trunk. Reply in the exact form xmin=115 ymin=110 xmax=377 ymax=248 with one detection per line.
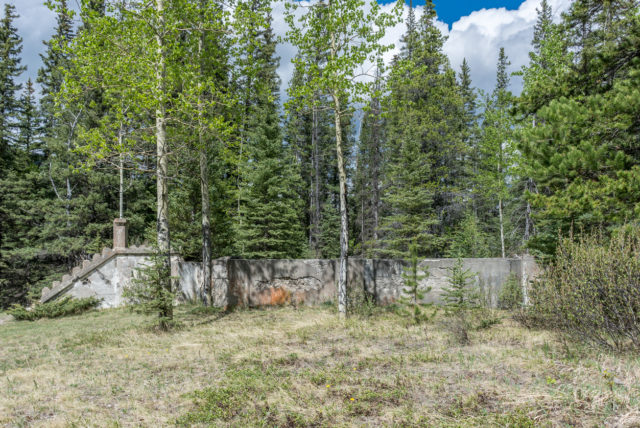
xmin=499 ymin=198 xmax=505 ymax=258
xmin=119 ymin=147 xmax=124 ymax=219
xmin=198 ymin=12 xmax=212 ymax=306
xmin=312 ymin=105 xmax=322 ymax=257
xmin=155 ymin=0 xmax=172 ymax=323
xmin=372 ymin=101 xmax=380 ymax=245
xmin=332 ymin=91 xmax=348 ymax=318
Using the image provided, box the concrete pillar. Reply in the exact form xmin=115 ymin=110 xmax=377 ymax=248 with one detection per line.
xmin=113 ymin=218 xmax=128 ymax=249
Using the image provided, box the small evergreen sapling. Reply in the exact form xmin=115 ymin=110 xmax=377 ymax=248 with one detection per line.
xmin=442 ymin=258 xmax=479 ymax=312
xmin=123 ymin=248 xmax=176 ymax=330
xmin=400 ymin=243 xmax=435 ymax=323
xmin=441 ymin=258 xmax=479 ymax=344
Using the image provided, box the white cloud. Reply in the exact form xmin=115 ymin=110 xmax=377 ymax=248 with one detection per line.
xmin=1 ymin=0 xmax=80 ymax=93
xmin=441 ymin=0 xmax=573 ymax=93
xmin=274 ymin=0 xmax=573 ymax=97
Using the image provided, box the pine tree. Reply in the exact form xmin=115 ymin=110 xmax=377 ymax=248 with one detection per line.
xmin=519 ymin=0 xmax=640 ymax=256
xmin=445 ymin=213 xmax=490 ymax=258
xmin=16 ymin=79 xmax=39 ymax=156
xmin=532 ymin=0 xmax=553 ymax=54
xmin=353 ymin=73 xmax=384 ymax=256
xmin=399 ymin=241 xmax=433 ymax=324
xmin=442 ymin=258 xmax=479 ymax=311
xmin=457 ymin=59 xmax=479 ymax=220
xmin=37 ymin=0 xmax=74 ymax=135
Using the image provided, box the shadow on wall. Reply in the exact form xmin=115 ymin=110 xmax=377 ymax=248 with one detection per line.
xmin=194 ymin=257 xmax=539 ymax=309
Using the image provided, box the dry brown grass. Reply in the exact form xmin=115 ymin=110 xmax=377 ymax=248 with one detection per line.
xmin=1 ymin=304 xmax=639 ymax=427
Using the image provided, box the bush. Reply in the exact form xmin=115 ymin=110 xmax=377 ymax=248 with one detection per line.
xmin=524 ymin=227 xmax=640 ymax=351
xmin=8 ymin=296 xmax=101 ymax=321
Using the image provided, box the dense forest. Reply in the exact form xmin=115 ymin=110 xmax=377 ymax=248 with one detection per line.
xmin=1 ymin=0 xmax=639 ymax=309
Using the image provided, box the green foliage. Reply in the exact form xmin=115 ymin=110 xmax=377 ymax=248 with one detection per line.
xmin=518 ymin=0 xmax=640 ymax=257
xmin=445 ymin=213 xmax=491 ymax=258
xmin=475 ymin=49 xmax=517 ymax=258
xmin=523 ymin=227 xmax=640 ymax=352
xmin=346 ymin=284 xmax=377 ymax=319
xmin=123 ymin=249 xmax=176 ymax=330
xmin=234 ymin=3 xmax=306 ymax=259
xmin=8 ymin=296 xmax=100 ymax=321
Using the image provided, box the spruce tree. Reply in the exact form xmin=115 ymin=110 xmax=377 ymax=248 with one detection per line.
xmin=0 ymin=3 xmax=25 ymax=165
xmin=0 ymin=4 xmax=27 ymax=307
xmin=378 ymin=0 xmax=464 ymax=257
xmin=16 ymin=79 xmax=39 ymax=156
xmin=235 ymin=2 xmax=305 ymax=258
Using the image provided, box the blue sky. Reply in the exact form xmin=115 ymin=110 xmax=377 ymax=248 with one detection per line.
xmin=383 ymin=0 xmax=525 ymax=26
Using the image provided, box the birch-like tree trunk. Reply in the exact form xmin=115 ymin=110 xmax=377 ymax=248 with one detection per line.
xmin=198 ymin=9 xmax=212 ymax=305
xmin=155 ymin=0 xmax=172 ymax=323
xmin=332 ymin=92 xmax=348 ymax=318
xmin=311 ymin=104 xmax=322 ymax=257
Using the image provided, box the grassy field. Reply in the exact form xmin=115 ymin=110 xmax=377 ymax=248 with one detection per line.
xmin=1 ymin=305 xmax=639 ymax=427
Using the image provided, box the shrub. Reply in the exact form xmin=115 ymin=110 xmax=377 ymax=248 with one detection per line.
xmin=8 ymin=296 xmax=101 ymax=321
xmin=525 ymin=227 xmax=640 ymax=351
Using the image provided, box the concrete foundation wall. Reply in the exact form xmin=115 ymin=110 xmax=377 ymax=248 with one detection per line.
xmin=226 ymin=257 xmax=534 ymax=308
xmin=45 ymin=254 xmax=539 ymax=310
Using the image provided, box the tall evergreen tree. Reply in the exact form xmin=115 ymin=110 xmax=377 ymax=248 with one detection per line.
xmin=378 ymin=0 xmax=465 ymax=257
xmin=457 ymin=58 xmax=479 ymax=217
xmin=353 ymin=69 xmax=384 ymax=256
xmin=235 ymin=1 xmax=305 ymax=258
xmin=0 ymin=3 xmax=27 ymax=307
xmin=0 ymin=3 xmax=25 ymax=165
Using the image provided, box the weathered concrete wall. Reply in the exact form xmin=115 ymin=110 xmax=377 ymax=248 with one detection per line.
xmin=226 ymin=257 xmax=536 ymax=308
xmin=177 ymin=260 xmax=229 ymax=307
xmin=43 ymin=252 xmax=539 ymax=309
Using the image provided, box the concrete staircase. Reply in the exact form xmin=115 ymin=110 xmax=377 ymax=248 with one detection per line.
xmin=40 ymin=245 xmax=151 ymax=303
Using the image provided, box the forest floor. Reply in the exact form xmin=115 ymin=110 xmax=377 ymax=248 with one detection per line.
xmin=1 ymin=305 xmax=639 ymax=427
